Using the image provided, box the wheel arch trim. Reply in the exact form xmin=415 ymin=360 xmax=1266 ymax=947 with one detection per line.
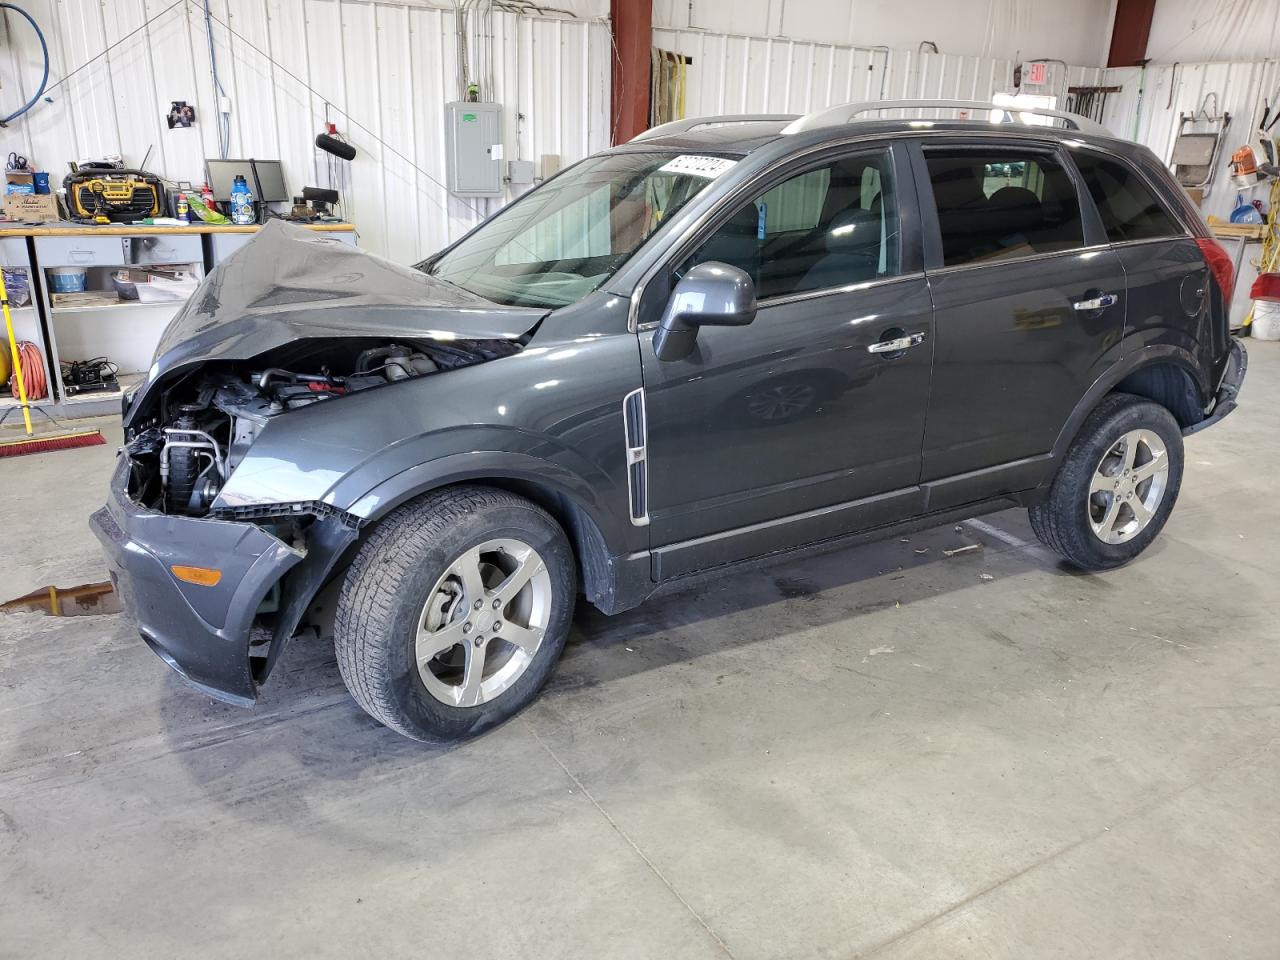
xmin=347 ymin=451 xmax=642 ymax=613
xmin=1052 ymin=344 xmax=1206 ymax=461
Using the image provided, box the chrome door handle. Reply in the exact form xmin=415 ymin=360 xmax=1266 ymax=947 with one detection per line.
xmin=867 ymin=332 xmax=926 ymax=354
xmin=1073 ymin=293 xmax=1118 ymax=311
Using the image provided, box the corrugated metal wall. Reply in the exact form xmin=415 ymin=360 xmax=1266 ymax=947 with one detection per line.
xmin=3 ymin=8 xmax=1275 ymax=271
xmin=0 ymin=0 xmax=611 ymax=263
xmin=1100 ymin=59 xmax=1280 ymax=222
xmin=650 ymin=28 xmax=1107 ymax=119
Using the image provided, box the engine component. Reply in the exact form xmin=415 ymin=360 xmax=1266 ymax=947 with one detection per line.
xmin=131 ymin=336 xmax=519 ymax=517
xmin=353 ymin=343 xmax=438 ymax=380
xmin=161 ymin=412 xmax=225 ymax=514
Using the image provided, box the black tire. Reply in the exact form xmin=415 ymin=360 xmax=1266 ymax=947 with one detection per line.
xmin=1029 ymin=393 xmax=1184 ymax=570
xmin=334 ymin=485 xmax=576 ymax=741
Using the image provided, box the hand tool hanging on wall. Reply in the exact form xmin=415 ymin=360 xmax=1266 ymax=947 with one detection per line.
xmin=1066 ymin=85 xmax=1122 ymax=125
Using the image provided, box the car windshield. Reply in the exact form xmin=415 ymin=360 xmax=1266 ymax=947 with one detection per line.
xmin=425 ymin=151 xmax=736 ymax=308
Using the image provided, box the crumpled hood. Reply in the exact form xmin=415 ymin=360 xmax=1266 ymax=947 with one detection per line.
xmin=142 ymin=219 xmax=546 ymax=383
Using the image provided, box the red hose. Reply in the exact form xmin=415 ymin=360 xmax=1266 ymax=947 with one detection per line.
xmin=8 ymin=341 xmax=48 ymax=401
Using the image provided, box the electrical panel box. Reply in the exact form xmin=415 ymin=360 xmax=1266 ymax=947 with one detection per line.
xmin=445 ymin=101 xmax=504 ymax=198
xmin=508 ymin=159 xmax=536 ymax=185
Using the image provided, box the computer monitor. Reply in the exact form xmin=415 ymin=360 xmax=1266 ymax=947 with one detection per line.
xmin=205 ymin=159 xmax=289 ymax=202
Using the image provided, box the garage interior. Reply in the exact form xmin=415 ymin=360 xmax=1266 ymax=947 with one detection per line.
xmin=1 ymin=0 xmax=1278 ymax=957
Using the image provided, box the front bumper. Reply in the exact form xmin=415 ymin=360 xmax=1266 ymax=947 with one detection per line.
xmin=1184 ymin=337 xmax=1247 ymax=437
xmin=90 ymin=456 xmax=304 ymax=705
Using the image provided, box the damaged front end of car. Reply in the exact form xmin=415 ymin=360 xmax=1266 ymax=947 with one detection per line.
xmin=122 ymin=334 xmax=522 ymax=520
xmin=92 ymin=221 xmax=547 ymax=703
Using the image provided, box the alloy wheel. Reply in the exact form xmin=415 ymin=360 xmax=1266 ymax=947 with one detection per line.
xmin=415 ymin=538 xmax=552 ymax=707
xmin=1087 ymin=428 xmax=1170 ymax=544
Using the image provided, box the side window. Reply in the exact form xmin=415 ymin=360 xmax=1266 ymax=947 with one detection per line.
xmin=925 ymin=150 xmax=1084 ymax=267
xmin=1071 ymin=152 xmax=1183 ymax=243
xmin=681 ymin=151 xmax=900 ymax=300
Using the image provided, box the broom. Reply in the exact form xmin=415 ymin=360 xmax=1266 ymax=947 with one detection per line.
xmin=0 ymin=267 xmax=105 ymax=458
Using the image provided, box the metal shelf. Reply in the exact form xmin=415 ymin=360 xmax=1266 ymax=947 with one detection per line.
xmin=50 ymin=298 xmax=187 ymax=314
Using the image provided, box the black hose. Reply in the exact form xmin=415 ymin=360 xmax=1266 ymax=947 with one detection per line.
xmin=0 ymin=4 xmax=49 ymax=125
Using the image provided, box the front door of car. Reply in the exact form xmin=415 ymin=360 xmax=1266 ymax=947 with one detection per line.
xmin=634 ymin=145 xmax=934 ymax=580
xmin=913 ymin=141 xmax=1130 ymax=509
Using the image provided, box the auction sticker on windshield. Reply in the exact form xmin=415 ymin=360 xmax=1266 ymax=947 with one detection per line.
xmin=659 ymin=155 xmax=738 ymax=179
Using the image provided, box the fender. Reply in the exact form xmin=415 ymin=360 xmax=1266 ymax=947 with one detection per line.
xmin=258 ymin=448 xmax=636 ymax=685
xmin=348 ymin=447 xmax=635 ymax=553
xmin=346 ymin=448 xmax=653 ymax=614
xmin=1051 ymin=341 xmax=1207 ymax=461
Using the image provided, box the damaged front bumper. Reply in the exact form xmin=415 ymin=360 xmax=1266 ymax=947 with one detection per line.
xmin=1185 ymin=337 xmax=1247 ymax=437
xmin=90 ymin=456 xmax=354 ymax=705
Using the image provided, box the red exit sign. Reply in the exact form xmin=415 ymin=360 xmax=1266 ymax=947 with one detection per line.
xmin=1026 ymin=61 xmax=1048 ymax=85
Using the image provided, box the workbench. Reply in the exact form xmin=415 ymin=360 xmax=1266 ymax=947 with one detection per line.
xmin=0 ymin=221 xmax=357 ymax=419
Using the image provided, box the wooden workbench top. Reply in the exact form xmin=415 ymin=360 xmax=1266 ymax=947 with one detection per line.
xmin=1210 ymin=222 xmax=1267 ymax=240
xmin=0 ymin=221 xmax=356 ymax=237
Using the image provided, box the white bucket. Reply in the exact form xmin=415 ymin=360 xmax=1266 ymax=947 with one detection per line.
xmin=1252 ymin=299 xmax=1280 ymax=341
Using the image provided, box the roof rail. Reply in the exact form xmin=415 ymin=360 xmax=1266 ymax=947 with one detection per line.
xmin=630 ymin=114 xmax=798 ymax=143
xmin=782 ymin=99 xmax=1110 ymax=136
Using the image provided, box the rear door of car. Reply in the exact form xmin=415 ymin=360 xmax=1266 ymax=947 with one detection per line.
xmin=911 ymin=137 xmax=1129 ymax=510
xmin=1062 ymin=144 xmax=1226 ymax=378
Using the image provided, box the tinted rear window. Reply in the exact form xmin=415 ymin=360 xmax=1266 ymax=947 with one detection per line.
xmin=1071 ymin=153 xmax=1183 ymax=243
xmin=924 ymin=150 xmax=1085 ymax=267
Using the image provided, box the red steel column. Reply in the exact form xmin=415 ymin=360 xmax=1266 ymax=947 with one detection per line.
xmin=1107 ymin=0 xmax=1156 ymax=67
xmin=610 ymin=0 xmax=652 ymax=144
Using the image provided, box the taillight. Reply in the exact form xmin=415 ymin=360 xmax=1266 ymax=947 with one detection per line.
xmin=1195 ymin=237 xmax=1235 ymax=310
xmin=1250 ymin=272 xmax=1280 ymax=302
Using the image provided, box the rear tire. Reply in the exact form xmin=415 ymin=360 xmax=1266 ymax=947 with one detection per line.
xmin=334 ymin=485 xmax=576 ymax=741
xmin=1029 ymin=393 xmax=1183 ymax=570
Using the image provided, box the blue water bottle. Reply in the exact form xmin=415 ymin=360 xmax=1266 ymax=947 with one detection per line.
xmin=230 ymin=174 xmax=255 ymax=225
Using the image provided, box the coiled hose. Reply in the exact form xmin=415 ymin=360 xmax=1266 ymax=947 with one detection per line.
xmin=0 ymin=4 xmax=49 ymax=126
xmin=8 ymin=341 xmax=48 ymax=400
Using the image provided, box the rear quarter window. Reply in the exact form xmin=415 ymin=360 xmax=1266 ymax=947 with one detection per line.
xmin=1071 ymin=152 xmax=1184 ymax=243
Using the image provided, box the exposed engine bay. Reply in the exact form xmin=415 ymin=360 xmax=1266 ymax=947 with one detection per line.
xmin=122 ymin=337 xmax=522 ymax=518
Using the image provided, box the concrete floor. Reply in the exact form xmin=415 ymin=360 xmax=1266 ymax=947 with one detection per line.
xmin=1 ymin=345 xmax=1278 ymax=960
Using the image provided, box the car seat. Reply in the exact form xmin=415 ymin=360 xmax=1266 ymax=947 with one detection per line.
xmin=797 ymin=208 xmax=882 ymax=291
xmin=986 ymin=186 xmax=1044 ymax=252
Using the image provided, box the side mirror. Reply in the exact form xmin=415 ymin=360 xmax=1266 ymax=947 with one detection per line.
xmin=652 ymin=262 xmax=757 ymax=362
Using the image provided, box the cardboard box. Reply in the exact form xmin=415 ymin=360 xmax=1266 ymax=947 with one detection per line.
xmin=5 ymin=170 xmax=34 ymax=195
xmin=2 ymin=193 xmax=60 ymax=222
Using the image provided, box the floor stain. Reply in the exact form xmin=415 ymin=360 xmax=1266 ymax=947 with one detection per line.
xmin=0 ymin=581 xmax=120 ymax=618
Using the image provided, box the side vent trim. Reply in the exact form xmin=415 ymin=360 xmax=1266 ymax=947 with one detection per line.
xmin=622 ymin=387 xmax=649 ymax=527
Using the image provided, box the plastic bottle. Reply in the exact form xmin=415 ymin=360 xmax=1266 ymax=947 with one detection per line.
xmin=230 ymin=174 xmax=254 ymax=225
xmin=200 ymin=182 xmax=215 ymax=208
xmin=175 ymin=192 xmax=190 ymax=223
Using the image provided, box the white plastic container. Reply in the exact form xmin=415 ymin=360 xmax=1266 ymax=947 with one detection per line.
xmin=134 ymin=271 xmax=199 ymax=303
xmin=1251 ymin=299 xmax=1280 ymax=341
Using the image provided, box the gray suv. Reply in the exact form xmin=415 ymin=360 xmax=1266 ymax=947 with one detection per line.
xmin=93 ymin=100 xmax=1247 ymax=741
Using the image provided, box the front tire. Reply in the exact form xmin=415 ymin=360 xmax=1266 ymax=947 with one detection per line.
xmin=1030 ymin=393 xmax=1184 ymax=570
xmin=334 ymin=485 xmax=576 ymax=741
